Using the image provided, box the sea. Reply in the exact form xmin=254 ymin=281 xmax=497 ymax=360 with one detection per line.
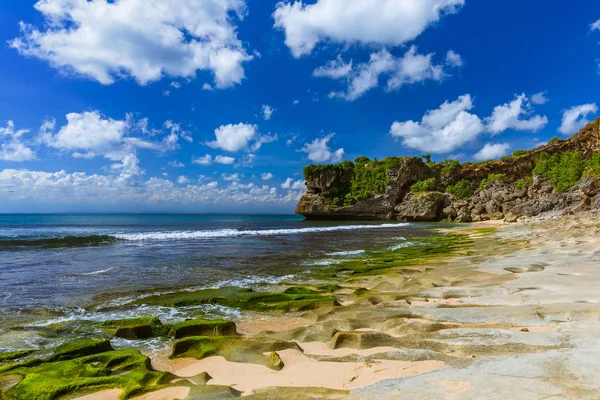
xmin=0 ymin=214 xmax=429 ymax=350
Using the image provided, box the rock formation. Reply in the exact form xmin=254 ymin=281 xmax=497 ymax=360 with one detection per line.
xmin=296 ymin=119 xmax=600 ymax=222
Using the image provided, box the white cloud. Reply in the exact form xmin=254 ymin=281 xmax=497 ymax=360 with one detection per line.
xmin=559 ymin=103 xmax=598 ymax=135
xmin=0 ymin=121 xmax=36 ymax=162
xmin=0 ymin=168 xmax=303 ymax=212
xmin=390 ymin=94 xmax=485 ymax=154
xmin=261 ymin=105 xmax=275 ymax=121
xmin=261 ymin=172 xmax=274 ymax=181
xmin=315 ymin=47 xmax=459 ymax=101
xmin=591 ymin=19 xmax=600 ymax=31
xmin=215 ymin=155 xmax=236 ymax=165
xmin=169 ymin=161 xmax=185 ymax=168
xmin=207 ymin=123 xmax=258 ymax=152
xmin=273 ymin=0 xmax=464 ymax=57
xmin=39 ymin=111 xmax=188 ymax=163
xmin=202 ymin=83 xmax=214 ymax=91
xmin=313 ymin=56 xmax=353 ymax=79
xmin=281 ymin=178 xmax=306 ymax=190
xmin=42 ymin=111 xmax=127 ymax=152
xmin=445 ymin=50 xmax=463 ymax=67
xmin=10 ymin=0 xmax=252 ymax=88
xmin=249 ymin=133 xmax=278 ymax=152
xmin=177 ymin=176 xmax=190 ymax=185
xmin=485 ymin=94 xmax=548 ymax=134
xmin=531 ymin=92 xmax=548 ymax=105
xmin=300 ymin=134 xmax=344 ymax=163
xmin=473 ymin=143 xmax=511 ymax=161
xmin=192 ymin=154 xmax=214 ymax=166
xmin=222 ymin=173 xmax=240 ymax=181
xmin=293 ymin=99 xmax=300 ymax=105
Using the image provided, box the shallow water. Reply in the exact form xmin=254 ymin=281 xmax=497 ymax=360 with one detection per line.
xmin=0 ymin=214 xmax=431 ymax=331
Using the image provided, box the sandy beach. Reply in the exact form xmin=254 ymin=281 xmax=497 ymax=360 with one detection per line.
xmin=97 ymin=211 xmax=600 ymax=399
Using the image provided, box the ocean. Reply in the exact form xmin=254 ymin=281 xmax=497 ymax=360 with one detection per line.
xmin=0 ymin=214 xmax=428 ymax=350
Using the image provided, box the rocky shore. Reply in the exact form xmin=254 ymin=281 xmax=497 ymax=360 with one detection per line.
xmin=296 ymin=119 xmax=600 ymax=223
xmin=3 ymin=212 xmax=600 ymax=399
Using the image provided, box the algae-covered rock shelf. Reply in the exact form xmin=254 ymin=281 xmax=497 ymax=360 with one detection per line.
xmin=296 ymin=118 xmax=600 ymax=222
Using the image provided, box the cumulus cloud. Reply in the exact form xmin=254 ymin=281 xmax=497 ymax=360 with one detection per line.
xmin=531 ymin=92 xmax=548 ymax=105
xmin=192 ymin=154 xmax=236 ymax=165
xmin=473 ymin=143 xmax=511 ymax=161
xmin=215 ymin=155 xmax=236 ymax=165
xmin=207 ymin=123 xmax=258 ymax=152
xmin=0 ymin=121 xmax=36 ymax=162
xmin=0 ymin=168 xmax=302 ymax=212
xmin=445 ymin=50 xmax=463 ymax=67
xmin=314 ymin=47 xmax=460 ymax=101
xmin=39 ymin=111 xmax=189 ymax=164
xmin=177 ymin=176 xmax=190 ymax=185
xmin=591 ymin=19 xmax=600 ymax=31
xmin=390 ymin=94 xmax=485 ymax=153
xmin=222 ymin=173 xmax=240 ymax=181
xmin=168 ymin=161 xmax=185 ymax=168
xmin=261 ymin=172 xmax=274 ymax=180
xmin=281 ymin=178 xmax=306 ymax=190
xmin=192 ymin=155 xmax=214 ymax=166
xmin=273 ymin=0 xmax=464 ymax=57
xmin=485 ymin=94 xmax=548 ymax=134
xmin=299 ymin=134 xmax=344 ymax=163
xmin=559 ymin=104 xmax=598 ymax=135
xmin=261 ymin=105 xmax=275 ymax=120
xmin=10 ymin=0 xmax=252 ymax=88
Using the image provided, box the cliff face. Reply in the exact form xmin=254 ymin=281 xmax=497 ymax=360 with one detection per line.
xmin=296 ymin=119 xmax=600 ymax=222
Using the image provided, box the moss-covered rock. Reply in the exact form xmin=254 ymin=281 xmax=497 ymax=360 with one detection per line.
xmin=50 ymin=339 xmax=113 ymax=362
xmin=133 ymin=287 xmax=338 ymax=313
xmin=169 ymin=319 xmax=237 ymax=339
xmin=0 ymin=350 xmax=35 ymax=363
xmin=101 ymin=317 xmax=171 ymax=339
xmin=1 ymin=349 xmax=175 ymax=400
xmin=171 ymin=336 xmax=302 ymax=370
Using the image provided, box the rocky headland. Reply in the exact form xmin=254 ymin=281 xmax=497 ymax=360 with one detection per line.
xmin=296 ymin=119 xmax=600 ymax=222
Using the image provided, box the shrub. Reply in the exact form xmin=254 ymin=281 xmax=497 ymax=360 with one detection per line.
xmin=446 ymin=180 xmax=473 ymax=200
xmin=515 ymin=177 xmax=532 ymax=190
xmin=479 ymin=173 xmax=510 ymax=190
xmin=548 ymin=136 xmax=561 ymax=144
xmin=303 ymin=161 xmax=355 ymax=181
xmin=512 ymin=150 xmax=528 ymax=157
xmin=583 ymin=153 xmax=600 ymax=178
xmin=411 ymin=178 xmax=437 ymax=193
xmin=533 ymin=151 xmax=586 ymax=193
xmin=437 ymin=159 xmax=461 ymax=176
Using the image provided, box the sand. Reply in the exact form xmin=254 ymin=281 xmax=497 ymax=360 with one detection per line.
xmin=78 ymin=211 xmax=600 ymax=399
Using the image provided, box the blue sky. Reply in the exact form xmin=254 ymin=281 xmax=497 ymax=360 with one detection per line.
xmin=0 ymin=0 xmax=599 ymax=213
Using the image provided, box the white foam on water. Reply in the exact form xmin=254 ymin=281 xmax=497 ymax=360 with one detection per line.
xmin=390 ymin=241 xmax=414 ymax=251
xmin=326 ymin=250 xmax=366 ymax=256
xmin=78 ymin=267 xmax=115 ymax=276
xmin=304 ymin=259 xmax=342 ymax=266
xmin=114 ymin=223 xmax=410 ymax=241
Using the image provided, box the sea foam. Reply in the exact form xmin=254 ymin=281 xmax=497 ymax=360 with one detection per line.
xmin=115 ymin=223 xmax=409 ymax=241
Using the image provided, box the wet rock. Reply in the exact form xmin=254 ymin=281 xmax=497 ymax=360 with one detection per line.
xmin=102 ymin=317 xmax=171 ymax=339
xmin=50 ymin=339 xmax=113 ymax=361
xmin=395 ymin=192 xmax=450 ymax=222
xmin=169 ymin=319 xmax=238 ymax=339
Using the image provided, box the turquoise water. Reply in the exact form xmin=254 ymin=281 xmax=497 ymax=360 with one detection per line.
xmin=0 ymin=214 xmax=425 ymax=341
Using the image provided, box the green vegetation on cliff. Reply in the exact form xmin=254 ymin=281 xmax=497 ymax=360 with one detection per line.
xmin=446 ymin=180 xmax=473 ymax=200
xmin=411 ymin=178 xmax=437 ymax=193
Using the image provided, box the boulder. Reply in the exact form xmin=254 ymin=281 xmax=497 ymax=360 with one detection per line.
xmin=395 ymin=192 xmax=450 ymax=221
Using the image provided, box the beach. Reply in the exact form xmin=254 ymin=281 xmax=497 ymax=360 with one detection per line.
xmin=2 ymin=212 xmax=600 ymax=399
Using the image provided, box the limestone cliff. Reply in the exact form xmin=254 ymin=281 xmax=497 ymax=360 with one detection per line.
xmin=296 ymin=119 xmax=600 ymax=222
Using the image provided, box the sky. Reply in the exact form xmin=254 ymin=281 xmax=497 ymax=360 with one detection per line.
xmin=0 ymin=0 xmax=600 ymax=213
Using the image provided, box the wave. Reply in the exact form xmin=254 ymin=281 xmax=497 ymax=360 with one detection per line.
xmin=68 ymin=267 xmax=116 ymax=277
xmin=115 ymin=223 xmax=409 ymax=241
xmin=0 ymin=235 xmax=118 ymax=249
xmin=390 ymin=241 xmax=414 ymax=251
xmin=327 ymin=250 xmax=366 ymax=256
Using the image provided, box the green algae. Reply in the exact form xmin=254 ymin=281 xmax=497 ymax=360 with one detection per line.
xmin=0 ymin=351 xmax=35 ymax=363
xmin=0 ymin=349 xmax=175 ymax=400
xmin=171 ymin=336 xmax=301 ymax=370
xmin=50 ymin=339 xmax=113 ymax=362
xmin=170 ymin=319 xmax=237 ymax=339
xmin=132 ymin=287 xmax=339 ymax=313
xmin=102 ymin=317 xmax=171 ymax=339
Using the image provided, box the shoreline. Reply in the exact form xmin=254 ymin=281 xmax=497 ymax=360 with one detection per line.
xmin=3 ymin=213 xmax=600 ymax=399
